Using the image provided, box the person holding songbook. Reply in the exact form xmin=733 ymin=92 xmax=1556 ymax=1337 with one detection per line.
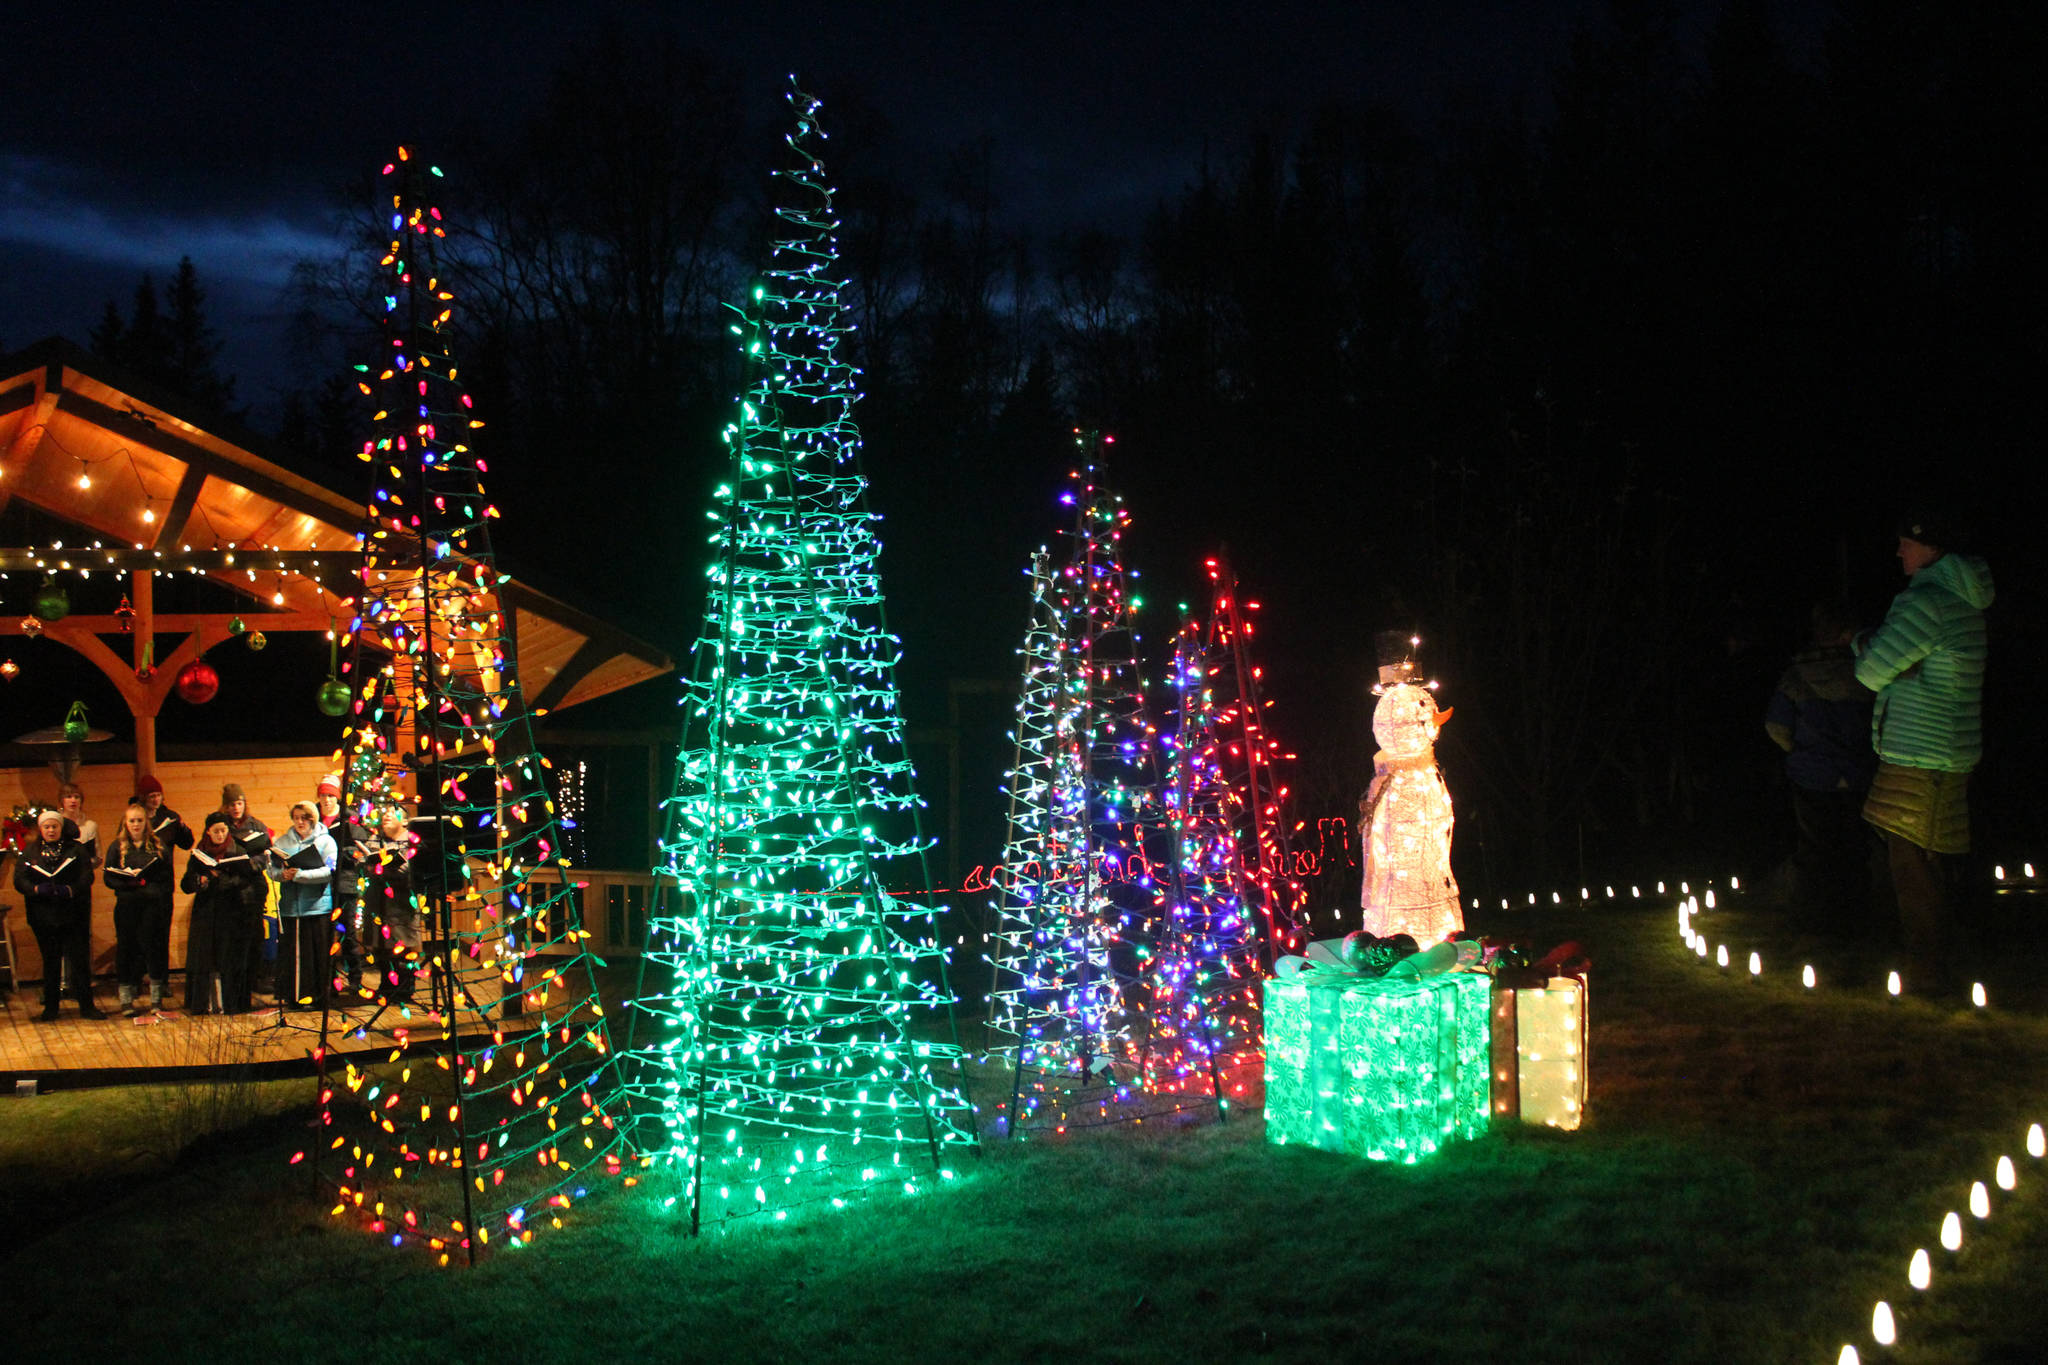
xmin=183 ymin=813 xmax=266 ymax=1015
xmin=268 ymin=800 xmax=338 ymax=1010
xmin=106 ymin=802 xmax=175 ymax=1016
xmin=14 ymin=808 xmax=100 ymax=1020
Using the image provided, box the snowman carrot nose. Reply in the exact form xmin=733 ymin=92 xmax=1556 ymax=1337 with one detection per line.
xmin=1433 ymin=706 xmax=1454 ymax=727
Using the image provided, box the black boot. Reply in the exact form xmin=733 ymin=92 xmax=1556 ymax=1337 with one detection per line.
xmin=76 ymin=993 xmax=106 ymax=1020
xmin=39 ymin=990 xmax=61 ymax=1022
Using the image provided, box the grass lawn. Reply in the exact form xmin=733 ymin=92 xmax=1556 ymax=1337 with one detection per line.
xmin=5 ymin=894 xmax=2048 ymax=1364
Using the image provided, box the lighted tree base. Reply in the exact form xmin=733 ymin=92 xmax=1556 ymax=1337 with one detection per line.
xmin=652 ymin=1124 xmax=968 ymax=1227
xmin=1263 ymin=971 xmax=1491 ymax=1163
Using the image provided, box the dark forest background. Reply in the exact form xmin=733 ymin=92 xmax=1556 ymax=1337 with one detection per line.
xmin=68 ymin=0 xmax=2047 ymax=902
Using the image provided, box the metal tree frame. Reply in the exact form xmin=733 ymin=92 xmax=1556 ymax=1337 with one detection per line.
xmin=624 ymin=83 xmax=976 ymax=1233
xmin=313 ymin=147 xmax=629 ymax=1264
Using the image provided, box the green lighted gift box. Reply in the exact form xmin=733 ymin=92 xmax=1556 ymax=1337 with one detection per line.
xmin=1263 ymin=969 xmax=1491 ymax=1162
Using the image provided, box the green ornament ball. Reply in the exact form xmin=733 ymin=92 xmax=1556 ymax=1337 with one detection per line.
xmin=316 ymin=678 xmax=352 ymax=717
xmin=32 ymin=582 xmax=70 ymax=622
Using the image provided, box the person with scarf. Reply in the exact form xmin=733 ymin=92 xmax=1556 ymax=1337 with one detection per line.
xmin=182 ymin=812 xmax=266 ymax=1015
xmin=105 ymin=802 xmax=174 ymax=1016
xmin=13 ymin=809 xmax=101 ymax=1019
xmin=268 ymin=800 xmax=338 ymax=1010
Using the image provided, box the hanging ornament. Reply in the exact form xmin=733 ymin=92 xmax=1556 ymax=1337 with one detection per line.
xmin=316 ymin=625 xmax=350 ymax=716
xmin=317 ymin=678 xmax=352 ymax=717
xmin=135 ymin=638 xmax=155 ymax=684
xmin=115 ymin=596 xmax=136 ymax=633
xmin=0 ymin=659 xmax=18 ymax=681
xmin=63 ymin=700 xmax=91 ymax=744
xmin=174 ymin=659 xmax=220 ymax=705
xmin=247 ymin=630 xmax=268 ymax=652
xmin=19 ymin=616 xmax=41 ymax=639
xmin=32 ymin=579 xmax=70 ymax=622
xmin=227 ymin=615 xmax=247 ymax=636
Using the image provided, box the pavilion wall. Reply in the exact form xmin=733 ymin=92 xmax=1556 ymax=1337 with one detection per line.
xmin=3 ymin=753 xmax=332 ymax=985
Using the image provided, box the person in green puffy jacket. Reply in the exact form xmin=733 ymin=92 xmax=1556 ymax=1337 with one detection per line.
xmin=1854 ymin=513 xmax=1994 ymax=993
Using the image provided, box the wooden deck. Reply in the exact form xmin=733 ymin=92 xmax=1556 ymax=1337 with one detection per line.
xmin=0 ymin=984 xmax=496 ymax=1091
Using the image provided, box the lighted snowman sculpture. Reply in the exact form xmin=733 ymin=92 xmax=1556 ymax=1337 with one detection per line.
xmin=1358 ymin=633 xmax=1462 ymax=947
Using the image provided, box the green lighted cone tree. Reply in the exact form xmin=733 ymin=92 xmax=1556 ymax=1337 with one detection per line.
xmin=627 ymin=83 xmax=976 ymax=1230
xmin=311 ymin=146 xmax=630 ymax=1263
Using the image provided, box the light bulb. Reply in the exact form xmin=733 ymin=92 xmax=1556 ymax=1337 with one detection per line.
xmin=2029 ymin=1124 xmax=2045 ymax=1159
xmin=1970 ymin=1181 xmax=1990 ymax=1218
xmin=1887 ymin=971 xmax=1902 ymax=997
xmin=1872 ymin=1301 xmax=1895 ymax=1345
xmin=1748 ymin=952 xmax=1761 ymax=977
xmin=1837 ymin=1348 xmax=1859 ymax=1365
xmin=1715 ymin=944 xmax=1729 ymax=968
xmin=1705 ymin=889 xmax=1716 ymax=909
xmin=1941 ymin=1211 xmax=1962 ymax=1250
xmin=143 ymin=507 xmax=157 ymax=523
xmin=1802 ymin=964 xmax=1816 ymax=988
xmin=1971 ymin=982 xmax=1987 ymax=1008
xmin=1909 ymin=1248 xmax=1930 ymax=1289
xmin=1997 ymin=1156 xmax=2015 ymax=1190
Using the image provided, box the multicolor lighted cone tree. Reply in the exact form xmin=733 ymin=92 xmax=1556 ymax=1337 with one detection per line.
xmin=989 ymin=438 xmax=1168 ymax=1134
xmin=312 ymin=146 xmax=630 ymax=1264
xmin=1141 ymin=604 xmax=1270 ymax=1109
xmin=627 ymin=84 xmax=975 ymax=1230
xmin=1198 ymin=557 xmax=1309 ymax=957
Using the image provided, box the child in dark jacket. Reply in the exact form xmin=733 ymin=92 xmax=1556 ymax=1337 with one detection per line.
xmin=1765 ymin=600 xmax=1877 ymax=929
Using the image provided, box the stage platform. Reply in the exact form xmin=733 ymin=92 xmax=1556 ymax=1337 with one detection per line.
xmin=0 ymin=985 xmax=497 ymax=1092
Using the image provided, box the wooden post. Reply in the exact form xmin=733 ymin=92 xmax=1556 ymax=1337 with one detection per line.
xmin=132 ymin=569 xmax=156 ymax=779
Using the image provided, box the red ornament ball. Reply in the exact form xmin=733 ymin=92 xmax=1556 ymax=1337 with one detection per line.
xmin=174 ymin=660 xmax=221 ymax=705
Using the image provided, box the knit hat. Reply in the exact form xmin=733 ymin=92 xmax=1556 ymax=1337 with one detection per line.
xmin=137 ymin=774 xmax=165 ymax=797
xmin=1899 ymin=509 xmax=1970 ymax=551
xmin=317 ymin=774 xmax=341 ymax=797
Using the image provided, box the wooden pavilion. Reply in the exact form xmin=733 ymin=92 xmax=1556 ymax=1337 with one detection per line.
xmin=0 ymin=336 xmax=671 ymax=997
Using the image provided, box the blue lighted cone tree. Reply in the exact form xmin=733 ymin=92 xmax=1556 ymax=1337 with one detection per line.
xmin=311 ymin=147 xmax=631 ymax=1264
xmin=627 ymin=84 xmax=976 ymax=1230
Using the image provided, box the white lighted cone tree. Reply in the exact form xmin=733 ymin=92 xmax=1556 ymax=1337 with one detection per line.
xmin=314 ymin=146 xmax=630 ymax=1264
xmin=988 ymin=439 xmax=1168 ymax=1134
xmin=985 ymin=548 xmax=1093 ymax=1053
xmin=627 ymin=83 xmax=976 ymax=1229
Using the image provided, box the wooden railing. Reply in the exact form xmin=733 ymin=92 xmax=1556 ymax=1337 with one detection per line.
xmin=525 ymin=866 xmax=656 ymax=956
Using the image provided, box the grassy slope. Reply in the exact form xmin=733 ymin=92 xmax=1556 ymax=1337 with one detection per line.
xmin=5 ymin=899 xmax=2048 ymax=1364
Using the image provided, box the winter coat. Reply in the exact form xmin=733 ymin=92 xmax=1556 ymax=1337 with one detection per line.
xmin=268 ymin=824 xmax=337 ymax=918
xmin=148 ymin=804 xmax=195 ymax=852
xmin=214 ymin=812 xmax=273 ymax=861
xmin=103 ymin=840 xmax=174 ymax=907
xmin=1765 ymin=645 xmax=1876 ymax=792
xmin=12 ymin=837 xmax=94 ymax=916
xmin=1855 ymin=553 xmax=1995 ymax=772
xmin=181 ymin=842 xmax=267 ymax=922
xmin=362 ymin=835 xmax=419 ymax=926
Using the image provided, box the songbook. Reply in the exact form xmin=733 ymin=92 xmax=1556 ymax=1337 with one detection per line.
xmin=276 ymin=842 xmax=329 ymax=872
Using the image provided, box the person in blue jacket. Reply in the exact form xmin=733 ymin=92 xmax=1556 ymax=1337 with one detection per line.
xmin=268 ymin=800 xmax=338 ymax=1010
xmin=1854 ymin=513 xmax=1994 ymax=992
xmin=1765 ymin=599 xmax=1876 ymax=930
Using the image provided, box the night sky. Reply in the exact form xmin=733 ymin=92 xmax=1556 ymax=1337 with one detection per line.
xmin=4 ymin=0 xmax=2037 ymax=888
xmin=2 ymin=0 xmax=1649 ymax=407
